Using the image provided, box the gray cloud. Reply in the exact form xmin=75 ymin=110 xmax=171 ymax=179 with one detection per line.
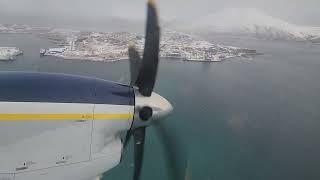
xmin=0 ymin=0 xmax=319 ymax=27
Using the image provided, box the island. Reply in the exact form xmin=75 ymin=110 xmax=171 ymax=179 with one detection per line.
xmin=0 ymin=23 xmax=260 ymax=62
xmin=0 ymin=47 xmax=23 ymax=60
xmin=39 ymin=29 xmax=260 ymax=62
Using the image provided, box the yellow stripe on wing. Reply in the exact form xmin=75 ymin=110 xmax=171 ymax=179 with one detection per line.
xmin=0 ymin=114 xmax=132 ymax=121
xmin=94 ymin=114 xmax=133 ymax=120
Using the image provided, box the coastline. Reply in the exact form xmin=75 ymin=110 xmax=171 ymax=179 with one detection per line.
xmin=41 ymin=53 xmax=255 ymax=63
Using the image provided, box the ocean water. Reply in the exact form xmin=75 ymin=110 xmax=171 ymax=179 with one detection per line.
xmin=1 ymin=34 xmax=320 ymax=180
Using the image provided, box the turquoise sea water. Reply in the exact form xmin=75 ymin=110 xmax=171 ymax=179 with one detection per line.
xmin=1 ymin=34 xmax=320 ymax=180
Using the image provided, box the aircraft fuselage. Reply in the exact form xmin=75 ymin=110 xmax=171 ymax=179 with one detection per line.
xmin=0 ymin=72 xmax=135 ymax=180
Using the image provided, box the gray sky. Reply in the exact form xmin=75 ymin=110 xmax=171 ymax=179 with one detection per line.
xmin=0 ymin=0 xmax=319 ymax=27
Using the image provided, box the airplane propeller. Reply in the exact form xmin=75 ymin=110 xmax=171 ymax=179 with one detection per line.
xmin=129 ymin=1 xmax=159 ymax=96
xmin=124 ymin=1 xmax=173 ymax=180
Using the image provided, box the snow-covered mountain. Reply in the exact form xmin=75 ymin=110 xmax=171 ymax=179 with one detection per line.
xmin=182 ymin=8 xmax=320 ymax=42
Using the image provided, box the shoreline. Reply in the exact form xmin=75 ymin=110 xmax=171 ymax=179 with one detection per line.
xmin=41 ymin=54 xmax=261 ymax=63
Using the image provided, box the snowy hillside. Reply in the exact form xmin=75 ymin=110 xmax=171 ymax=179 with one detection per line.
xmin=0 ymin=24 xmax=32 ymax=33
xmin=185 ymin=8 xmax=320 ymax=42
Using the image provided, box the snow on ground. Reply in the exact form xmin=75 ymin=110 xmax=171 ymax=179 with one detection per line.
xmin=185 ymin=8 xmax=320 ymax=42
xmin=0 ymin=47 xmax=23 ymax=60
xmin=41 ymin=29 xmax=259 ymax=62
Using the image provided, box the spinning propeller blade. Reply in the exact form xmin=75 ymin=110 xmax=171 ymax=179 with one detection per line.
xmin=126 ymin=1 xmax=174 ymax=180
xmin=133 ymin=127 xmax=146 ymax=180
xmin=133 ymin=0 xmax=160 ymax=96
xmin=128 ymin=43 xmax=142 ymax=86
xmin=154 ymin=122 xmax=180 ymax=180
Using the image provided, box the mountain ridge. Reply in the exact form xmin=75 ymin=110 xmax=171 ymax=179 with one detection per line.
xmin=178 ymin=8 xmax=320 ymax=42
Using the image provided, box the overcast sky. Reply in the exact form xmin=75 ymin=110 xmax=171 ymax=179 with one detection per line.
xmin=0 ymin=0 xmax=319 ymax=27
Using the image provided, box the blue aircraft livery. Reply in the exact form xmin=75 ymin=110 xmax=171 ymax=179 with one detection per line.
xmin=0 ymin=72 xmax=134 ymax=105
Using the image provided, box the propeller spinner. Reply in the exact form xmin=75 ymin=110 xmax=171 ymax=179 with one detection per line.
xmin=125 ymin=0 xmax=173 ymax=180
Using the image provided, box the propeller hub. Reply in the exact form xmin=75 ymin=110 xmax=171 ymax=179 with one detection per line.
xmin=132 ymin=91 xmax=173 ymax=129
xmin=139 ymin=106 xmax=153 ymax=121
